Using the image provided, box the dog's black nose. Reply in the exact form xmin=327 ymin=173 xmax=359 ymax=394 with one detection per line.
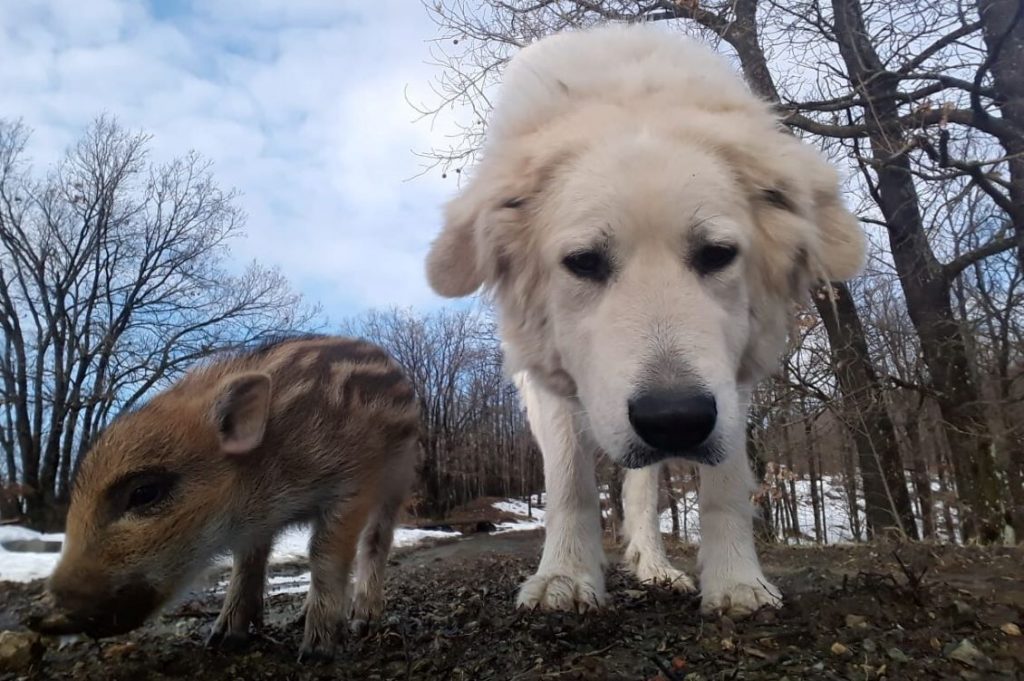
xmin=628 ymin=390 xmax=717 ymax=453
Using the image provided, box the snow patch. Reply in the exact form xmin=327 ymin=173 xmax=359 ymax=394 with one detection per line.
xmin=0 ymin=524 xmax=460 ymax=584
xmin=0 ymin=526 xmax=65 ymax=583
xmin=491 ymin=498 xmax=545 ymax=533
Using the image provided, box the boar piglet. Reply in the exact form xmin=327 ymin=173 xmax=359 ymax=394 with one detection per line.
xmin=35 ymin=335 xmax=419 ymax=662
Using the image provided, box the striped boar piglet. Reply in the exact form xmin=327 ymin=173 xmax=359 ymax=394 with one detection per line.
xmin=33 ymin=335 xmax=420 ymax=662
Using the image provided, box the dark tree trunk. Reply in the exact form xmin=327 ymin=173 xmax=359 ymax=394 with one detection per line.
xmin=831 ymin=0 xmax=1004 ymax=542
xmin=803 ymin=408 xmax=824 ymax=543
xmin=815 ymin=284 xmax=918 ymax=539
xmin=906 ymin=411 xmax=936 ymax=540
xmin=839 ymin=434 xmax=863 ymax=541
xmin=977 ymin=0 xmax=1024 ymax=266
xmin=663 ymin=465 xmax=680 ymax=539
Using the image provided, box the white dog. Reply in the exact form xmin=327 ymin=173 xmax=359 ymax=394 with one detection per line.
xmin=425 ymin=23 xmax=865 ymax=617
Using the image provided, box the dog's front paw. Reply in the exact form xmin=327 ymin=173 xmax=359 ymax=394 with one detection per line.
xmin=700 ymin=575 xmax=781 ymax=618
xmin=631 ymin=560 xmax=697 ymax=593
xmin=516 ymin=570 xmax=607 ymax=613
xmin=624 ymin=548 xmax=696 ymax=593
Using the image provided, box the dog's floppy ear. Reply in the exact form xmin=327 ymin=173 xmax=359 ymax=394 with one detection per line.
xmin=724 ymin=131 xmax=866 ymax=381
xmin=426 ymin=184 xmax=489 ymax=298
xmin=805 ymin=178 xmax=865 ymax=283
xmin=726 ymin=133 xmax=866 ymax=297
xmin=426 ymin=145 xmax=569 ymax=298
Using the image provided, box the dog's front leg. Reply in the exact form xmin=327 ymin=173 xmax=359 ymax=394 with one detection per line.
xmin=515 ymin=372 xmax=607 ymax=612
xmin=697 ymin=417 xmax=781 ymax=617
xmin=622 ymin=464 xmax=695 ymax=592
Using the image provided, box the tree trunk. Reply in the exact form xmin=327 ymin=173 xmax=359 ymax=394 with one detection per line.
xmin=832 ymin=0 xmax=1005 ymax=543
xmin=839 ymin=434 xmax=863 ymax=541
xmin=663 ymin=465 xmax=680 ymax=539
xmin=608 ymin=466 xmax=624 ymax=540
xmin=907 ymin=411 xmax=936 ymax=540
xmin=936 ymin=456 xmax=958 ymax=541
xmin=815 ymin=284 xmax=918 ymax=539
xmin=976 ymin=0 xmax=1024 ymax=266
xmin=804 ymin=414 xmax=824 ymax=543
xmin=747 ymin=423 xmax=774 ymax=543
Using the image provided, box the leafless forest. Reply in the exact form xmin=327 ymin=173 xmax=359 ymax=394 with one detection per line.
xmin=2 ymin=0 xmax=1022 ymax=548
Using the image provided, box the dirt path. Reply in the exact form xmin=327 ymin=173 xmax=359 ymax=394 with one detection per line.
xmin=1 ymin=531 xmax=1022 ymax=680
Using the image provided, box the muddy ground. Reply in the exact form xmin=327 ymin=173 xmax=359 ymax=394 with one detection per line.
xmin=1 ymin=529 xmax=1022 ymax=680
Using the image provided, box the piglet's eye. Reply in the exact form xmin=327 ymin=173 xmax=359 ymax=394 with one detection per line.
xmin=126 ymin=483 xmax=166 ymax=512
xmin=107 ymin=469 xmax=179 ymax=518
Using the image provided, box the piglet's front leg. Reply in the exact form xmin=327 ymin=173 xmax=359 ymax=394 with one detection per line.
xmin=207 ymin=542 xmax=272 ymax=650
xmin=298 ymin=501 xmax=370 ymax=663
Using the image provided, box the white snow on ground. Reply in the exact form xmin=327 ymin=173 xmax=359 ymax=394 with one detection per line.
xmin=0 ymin=524 xmax=460 ymax=584
xmin=657 ymin=475 xmax=962 ymax=544
xmin=0 ymin=525 xmax=65 ymax=583
xmin=491 ymin=498 xmax=546 ymax=534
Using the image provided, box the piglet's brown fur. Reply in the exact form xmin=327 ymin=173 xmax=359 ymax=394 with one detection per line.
xmin=39 ymin=335 xmax=419 ymax=662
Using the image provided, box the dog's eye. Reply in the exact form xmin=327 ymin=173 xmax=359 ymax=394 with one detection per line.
xmin=562 ymin=250 xmax=611 ymax=282
xmin=694 ymin=244 xmax=739 ymax=274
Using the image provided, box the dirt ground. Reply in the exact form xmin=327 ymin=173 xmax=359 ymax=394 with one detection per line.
xmin=1 ymin=529 xmax=1022 ymax=680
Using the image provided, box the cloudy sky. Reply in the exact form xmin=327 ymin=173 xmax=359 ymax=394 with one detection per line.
xmin=1 ymin=0 xmax=466 ymax=324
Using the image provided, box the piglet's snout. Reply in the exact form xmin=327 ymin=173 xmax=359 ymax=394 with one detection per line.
xmin=36 ymin=574 xmax=162 ymax=637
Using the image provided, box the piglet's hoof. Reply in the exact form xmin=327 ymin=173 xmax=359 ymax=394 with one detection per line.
xmin=23 ymin=609 xmax=82 ymax=636
xmin=205 ymin=627 xmax=250 ymax=652
xmin=297 ymin=642 xmax=336 ymax=665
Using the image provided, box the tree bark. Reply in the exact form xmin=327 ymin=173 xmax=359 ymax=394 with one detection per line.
xmin=832 ymin=0 xmax=1005 ymax=542
xmin=815 ymin=284 xmax=918 ymax=539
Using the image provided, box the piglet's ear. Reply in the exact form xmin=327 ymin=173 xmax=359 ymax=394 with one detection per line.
xmin=212 ymin=373 xmax=271 ymax=456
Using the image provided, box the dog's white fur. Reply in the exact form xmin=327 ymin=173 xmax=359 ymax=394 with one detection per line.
xmin=426 ymin=24 xmax=865 ymax=616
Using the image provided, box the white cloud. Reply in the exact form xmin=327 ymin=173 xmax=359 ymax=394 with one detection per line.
xmin=0 ymin=0 xmax=464 ymax=321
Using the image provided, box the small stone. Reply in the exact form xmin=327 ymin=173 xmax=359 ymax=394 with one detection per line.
xmin=946 ymin=639 xmax=990 ymax=670
xmin=830 ymin=642 xmax=849 ymax=656
xmin=845 ymin=614 xmax=869 ymax=629
xmin=1000 ymin=623 xmax=1021 ymax=637
xmin=0 ymin=630 xmax=43 ymax=672
xmin=948 ymin=600 xmax=975 ymax=626
xmin=862 ymin=638 xmax=877 ymax=653
xmin=102 ymin=642 xmax=137 ymax=660
xmin=624 ymin=589 xmax=646 ymax=600
xmin=887 ymin=647 xmax=909 ymax=663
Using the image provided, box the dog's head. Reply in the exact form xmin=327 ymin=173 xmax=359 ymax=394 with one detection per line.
xmin=425 ymin=30 xmax=865 ymax=468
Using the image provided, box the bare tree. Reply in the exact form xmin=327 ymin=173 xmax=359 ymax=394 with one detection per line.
xmin=346 ymin=306 xmax=541 ymax=517
xmin=0 ymin=116 xmax=316 ymax=527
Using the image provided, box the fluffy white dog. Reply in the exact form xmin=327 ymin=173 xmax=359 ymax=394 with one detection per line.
xmin=425 ymin=23 xmax=865 ymax=617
